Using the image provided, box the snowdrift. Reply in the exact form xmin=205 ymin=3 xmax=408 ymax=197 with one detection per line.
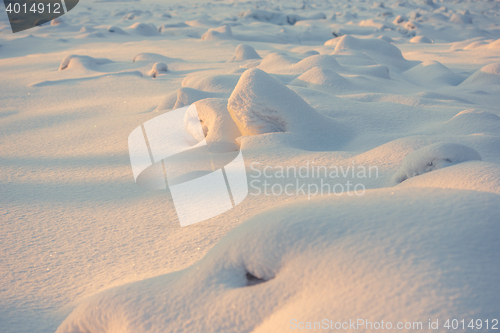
xmin=55 ymin=188 xmax=500 ymax=333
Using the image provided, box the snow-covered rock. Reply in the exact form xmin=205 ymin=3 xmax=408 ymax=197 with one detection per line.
xmin=393 ymin=142 xmax=482 ymax=183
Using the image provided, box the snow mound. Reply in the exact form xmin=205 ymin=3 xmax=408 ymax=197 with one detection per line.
xmin=148 ymin=62 xmax=168 ymax=78
xmin=184 ymin=98 xmax=241 ymax=152
xmin=182 ymin=74 xmax=240 ymax=94
xmin=333 ymin=35 xmax=399 ymax=57
xmin=410 ymin=35 xmax=432 ymax=43
xmin=403 ymin=60 xmax=464 ymax=87
xmin=75 ymin=27 xmax=105 ymax=39
xmin=59 ymin=55 xmax=112 ymax=71
xmin=227 ymin=44 xmax=261 ymax=62
xmin=238 ymin=9 xmax=296 ymax=26
xmin=348 ymin=64 xmax=391 ymax=79
xmin=393 ymin=142 xmax=482 ymax=183
xmin=290 ymin=67 xmax=351 ymax=93
xmin=132 ymin=53 xmax=180 ymax=63
xmin=201 ymin=25 xmax=233 ymax=40
xmin=156 ymin=87 xmax=223 ymax=111
xmin=107 ymin=26 xmax=127 ymax=34
xmin=257 ymin=52 xmax=300 ymax=73
xmin=332 ymin=51 xmax=378 ymax=67
xmin=227 ymin=68 xmax=346 ymax=148
xmin=397 ymin=161 xmax=500 ymax=194
xmin=51 ymin=17 xmax=64 ymax=26
xmin=125 ymin=22 xmax=159 ymax=36
xmin=460 ymin=63 xmax=500 ymax=87
xmin=289 ymin=54 xmax=342 ymax=74
xmin=487 ymin=39 xmax=500 ymax=50
xmin=450 ymin=13 xmax=472 ymax=25
xmin=55 ymin=188 xmax=500 ymax=333
xmin=332 ymin=35 xmax=416 ymax=71
xmin=434 ymin=109 xmax=500 ymax=136
xmin=324 ymin=37 xmax=341 ymax=46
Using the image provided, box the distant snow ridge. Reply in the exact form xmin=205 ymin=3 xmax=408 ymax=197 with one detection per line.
xmin=393 ymin=142 xmax=482 ymax=183
xmin=201 ymin=25 xmax=233 ymax=40
xmin=228 ymin=44 xmax=261 ymax=62
xmin=59 ymin=55 xmax=112 ymax=71
xmin=227 ymin=68 xmax=341 ymax=138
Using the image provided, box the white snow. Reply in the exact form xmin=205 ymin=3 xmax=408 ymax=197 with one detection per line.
xmin=1 ymin=0 xmax=500 ymax=332
xmin=55 ymin=188 xmax=500 ymax=333
xmin=227 ymin=44 xmax=261 ymax=62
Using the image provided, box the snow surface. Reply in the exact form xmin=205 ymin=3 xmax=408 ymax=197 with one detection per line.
xmin=1 ymin=0 xmax=500 ymax=332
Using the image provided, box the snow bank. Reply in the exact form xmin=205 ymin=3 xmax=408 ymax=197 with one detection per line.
xmin=227 ymin=44 xmax=261 ymax=62
xmin=55 ymin=188 xmax=500 ymax=333
xmin=393 ymin=142 xmax=482 ymax=183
